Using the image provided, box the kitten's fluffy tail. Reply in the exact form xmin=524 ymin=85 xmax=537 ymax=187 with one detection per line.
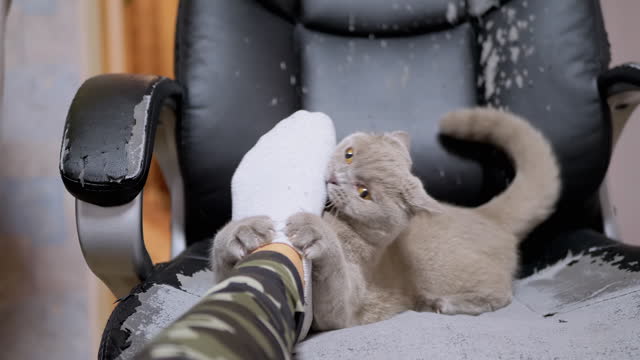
xmin=439 ymin=107 xmax=561 ymax=239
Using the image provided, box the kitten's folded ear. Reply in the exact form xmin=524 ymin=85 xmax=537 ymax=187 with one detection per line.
xmin=389 ymin=131 xmax=411 ymax=151
xmin=403 ymin=175 xmax=443 ymax=214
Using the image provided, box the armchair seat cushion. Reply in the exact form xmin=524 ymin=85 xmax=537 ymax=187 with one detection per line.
xmin=99 ymin=230 xmax=640 ymax=359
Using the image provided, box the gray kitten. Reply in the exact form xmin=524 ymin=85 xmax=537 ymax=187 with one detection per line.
xmin=211 ymin=107 xmax=560 ymax=331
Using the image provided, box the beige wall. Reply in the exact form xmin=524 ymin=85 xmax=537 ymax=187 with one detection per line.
xmin=1 ymin=1 xmax=102 ymax=359
xmin=601 ymin=0 xmax=640 ymax=245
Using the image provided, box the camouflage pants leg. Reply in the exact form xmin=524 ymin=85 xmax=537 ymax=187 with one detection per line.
xmin=135 ymin=251 xmax=306 ymax=360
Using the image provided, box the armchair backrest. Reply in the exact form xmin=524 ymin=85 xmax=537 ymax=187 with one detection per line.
xmin=175 ymin=0 xmax=611 ymax=244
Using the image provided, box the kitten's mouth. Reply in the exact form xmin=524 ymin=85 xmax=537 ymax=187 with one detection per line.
xmin=326 ymin=173 xmax=338 ymax=185
xmin=324 ymin=188 xmax=339 ymax=213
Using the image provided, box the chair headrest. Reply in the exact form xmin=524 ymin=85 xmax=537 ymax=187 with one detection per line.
xmin=260 ymin=0 xmax=468 ymax=35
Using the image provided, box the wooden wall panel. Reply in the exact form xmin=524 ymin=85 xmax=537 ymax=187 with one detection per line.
xmin=123 ymin=0 xmax=177 ymax=77
xmin=97 ymin=0 xmax=178 ymax=331
xmin=102 ymin=0 xmax=179 ymax=265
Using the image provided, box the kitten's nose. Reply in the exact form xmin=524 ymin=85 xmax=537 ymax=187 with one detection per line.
xmin=327 ymin=173 xmax=338 ymax=185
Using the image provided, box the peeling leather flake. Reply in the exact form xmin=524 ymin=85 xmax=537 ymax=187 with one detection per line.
xmin=119 ymin=284 xmax=200 ymax=359
xmin=79 ymin=155 xmax=88 ymax=187
xmin=59 ymin=124 xmax=70 ymax=173
xmin=126 ymin=94 xmax=150 ymax=179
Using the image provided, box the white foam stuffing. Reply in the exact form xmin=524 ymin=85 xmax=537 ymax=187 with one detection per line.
xmin=478 ymin=4 xmax=538 ymax=101
xmin=483 ymin=49 xmax=500 ymax=100
xmin=509 ymin=46 xmax=520 ymax=63
xmin=515 ymin=74 xmax=523 ymax=88
xmin=446 ymin=3 xmax=458 ymax=23
xmin=508 ymin=26 xmax=519 ymax=41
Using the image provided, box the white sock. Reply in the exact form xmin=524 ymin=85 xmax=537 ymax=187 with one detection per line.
xmin=230 ymin=110 xmax=336 ymax=341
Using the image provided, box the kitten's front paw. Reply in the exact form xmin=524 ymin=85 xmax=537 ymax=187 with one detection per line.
xmin=211 ymin=216 xmax=275 ymax=277
xmin=286 ymin=212 xmax=330 ymax=260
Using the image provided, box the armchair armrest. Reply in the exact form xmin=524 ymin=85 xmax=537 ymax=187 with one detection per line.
xmin=598 ymin=63 xmax=640 ymax=145
xmin=60 ymin=74 xmax=182 ymax=204
xmin=597 ymin=64 xmax=640 ymax=240
xmin=59 ymin=74 xmax=183 ymax=298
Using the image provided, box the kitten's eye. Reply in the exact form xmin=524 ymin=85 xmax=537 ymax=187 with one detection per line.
xmin=357 ymin=185 xmax=372 ymax=200
xmin=345 ymin=147 xmax=354 ymax=164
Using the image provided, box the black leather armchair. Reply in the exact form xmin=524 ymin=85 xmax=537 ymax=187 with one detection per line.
xmin=59 ymin=1 xmax=640 ymax=359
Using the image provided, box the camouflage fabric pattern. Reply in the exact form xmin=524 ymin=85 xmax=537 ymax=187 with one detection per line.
xmin=135 ymin=251 xmax=305 ymax=360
